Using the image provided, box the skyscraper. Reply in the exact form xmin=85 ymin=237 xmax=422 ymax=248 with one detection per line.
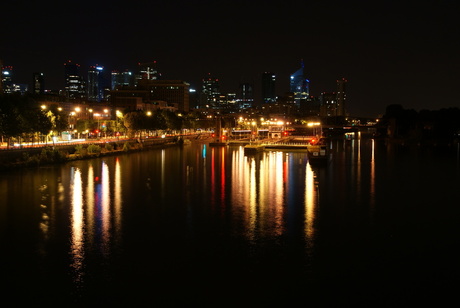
xmin=336 ymin=78 xmax=347 ymax=116
xmin=32 ymin=72 xmax=45 ymax=95
xmin=290 ymin=60 xmax=310 ymax=104
xmin=238 ymin=82 xmax=254 ymax=109
xmin=200 ymin=73 xmax=220 ymax=108
xmin=136 ymin=61 xmax=161 ymax=84
xmin=88 ymin=65 xmax=105 ymax=102
xmin=64 ymin=60 xmax=85 ymax=100
xmin=261 ymin=72 xmax=276 ymax=104
xmin=1 ymin=65 xmax=13 ymax=94
xmin=320 ymin=92 xmax=337 ymax=117
xmin=111 ymin=69 xmax=133 ymax=89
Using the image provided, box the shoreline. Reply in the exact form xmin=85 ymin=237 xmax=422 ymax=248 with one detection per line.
xmin=0 ymin=138 xmax=182 ymax=172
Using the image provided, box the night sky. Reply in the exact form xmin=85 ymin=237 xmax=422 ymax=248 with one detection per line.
xmin=1 ymin=0 xmax=459 ymax=117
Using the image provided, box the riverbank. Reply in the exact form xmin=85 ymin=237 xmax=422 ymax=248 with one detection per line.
xmin=0 ymin=137 xmax=181 ymax=172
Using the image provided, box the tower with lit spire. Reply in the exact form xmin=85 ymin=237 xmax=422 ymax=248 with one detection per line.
xmin=290 ymin=59 xmax=310 ymax=105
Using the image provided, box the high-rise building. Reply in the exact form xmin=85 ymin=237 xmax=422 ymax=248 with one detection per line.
xmin=111 ymin=69 xmax=134 ymax=89
xmin=200 ymin=73 xmax=220 ymax=108
xmin=32 ymin=72 xmax=45 ymax=95
xmin=320 ymin=92 xmax=337 ymax=117
xmin=64 ymin=60 xmax=85 ymax=100
xmin=1 ymin=65 xmax=14 ymax=94
xmin=88 ymin=65 xmax=105 ymax=102
xmin=336 ymin=78 xmax=347 ymax=116
xmin=261 ymin=72 xmax=276 ymax=104
xmin=238 ymin=82 xmax=254 ymax=109
xmin=136 ymin=61 xmax=161 ymax=84
xmin=290 ymin=60 xmax=310 ymax=105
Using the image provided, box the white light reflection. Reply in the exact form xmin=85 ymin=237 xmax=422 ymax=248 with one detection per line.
xmin=87 ymin=165 xmax=95 ymax=245
xmin=275 ymin=152 xmax=284 ymax=206
xmin=70 ymin=167 xmax=84 ymax=284
xmin=235 ymin=150 xmax=292 ymax=240
xmin=221 ymin=149 xmax=226 ymax=203
xmin=248 ymin=156 xmax=257 ymax=240
xmin=231 ymin=147 xmax=253 ymax=238
xmin=101 ymin=162 xmax=111 ymax=254
xmin=114 ymin=158 xmax=122 ymax=239
xmin=304 ymin=162 xmax=317 ymax=241
xmin=263 ymin=151 xmax=285 ymax=237
xmin=370 ymin=139 xmax=376 ymax=218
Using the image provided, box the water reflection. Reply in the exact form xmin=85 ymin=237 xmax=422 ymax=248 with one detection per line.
xmin=70 ymin=167 xmax=84 ymax=284
xmin=3 ymin=133 xmax=460 ymax=305
xmin=67 ymin=159 xmax=124 ymax=284
xmin=225 ymin=147 xmax=319 ymax=242
xmin=305 ymin=162 xmax=317 ymax=241
xmin=38 ymin=145 xmax=322 ymax=289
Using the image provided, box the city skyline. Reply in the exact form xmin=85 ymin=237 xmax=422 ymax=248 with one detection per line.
xmin=1 ymin=1 xmax=459 ymax=118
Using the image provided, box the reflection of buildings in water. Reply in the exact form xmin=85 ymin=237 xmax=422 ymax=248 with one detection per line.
xmin=68 ymin=160 xmax=123 ymax=283
xmin=70 ymin=167 xmax=84 ymax=284
xmin=209 ymin=146 xmax=228 ymax=208
xmin=87 ymin=166 xmax=95 ymax=245
xmin=304 ymin=162 xmax=316 ymax=242
xmin=369 ymin=139 xmax=376 ymax=220
xmin=348 ymin=132 xmax=377 ymax=220
xmin=230 ymin=148 xmax=318 ymax=242
xmin=99 ymin=162 xmax=111 ymax=254
xmin=114 ymin=158 xmax=122 ymax=239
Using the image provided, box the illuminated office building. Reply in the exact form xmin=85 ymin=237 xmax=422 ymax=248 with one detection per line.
xmin=290 ymin=60 xmax=310 ymax=105
xmin=88 ymin=65 xmax=105 ymax=102
xmin=111 ymin=69 xmax=134 ymax=89
xmin=238 ymin=82 xmax=254 ymax=109
xmin=64 ymin=60 xmax=85 ymax=100
xmin=1 ymin=65 xmax=13 ymax=94
xmin=200 ymin=73 xmax=220 ymax=108
xmin=32 ymin=72 xmax=45 ymax=95
xmin=136 ymin=61 xmax=161 ymax=84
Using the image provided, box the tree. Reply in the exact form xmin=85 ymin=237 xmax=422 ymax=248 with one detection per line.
xmin=123 ymin=111 xmax=145 ymax=137
xmin=161 ymin=110 xmax=182 ymax=131
xmin=47 ymin=105 xmax=69 ymax=135
xmin=0 ymin=94 xmax=22 ymax=147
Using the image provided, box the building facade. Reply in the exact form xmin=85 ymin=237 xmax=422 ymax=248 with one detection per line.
xmin=261 ymin=72 xmax=276 ymax=104
xmin=111 ymin=69 xmax=134 ymax=89
xmin=336 ymin=78 xmax=347 ymax=116
xmin=64 ymin=60 xmax=85 ymax=100
xmin=87 ymin=65 xmax=105 ymax=102
xmin=1 ymin=65 xmax=13 ymax=94
xmin=111 ymin=79 xmax=190 ymax=113
xmin=32 ymin=72 xmax=45 ymax=95
xmin=290 ymin=60 xmax=310 ymax=105
xmin=238 ymin=82 xmax=254 ymax=109
xmin=136 ymin=61 xmax=161 ymax=84
xmin=200 ymin=74 xmax=220 ymax=108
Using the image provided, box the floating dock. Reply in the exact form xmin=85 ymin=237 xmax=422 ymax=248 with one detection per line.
xmin=243 ymin=144 xmax=265 ymax=155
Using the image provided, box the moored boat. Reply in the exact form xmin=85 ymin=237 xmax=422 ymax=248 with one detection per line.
xmin=306 ymin=144 xmax=328 ymax=165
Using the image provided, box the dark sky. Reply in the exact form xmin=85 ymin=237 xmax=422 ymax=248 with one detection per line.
xmin=1 ymin=0 xmax=459 ymax=117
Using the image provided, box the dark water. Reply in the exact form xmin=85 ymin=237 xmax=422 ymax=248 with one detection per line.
xmin=1 ymin=134 xmax=459 ymax=306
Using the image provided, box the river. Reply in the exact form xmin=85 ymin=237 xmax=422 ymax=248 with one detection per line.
xmin=1 ymin=133 xmax=459 ymax=306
